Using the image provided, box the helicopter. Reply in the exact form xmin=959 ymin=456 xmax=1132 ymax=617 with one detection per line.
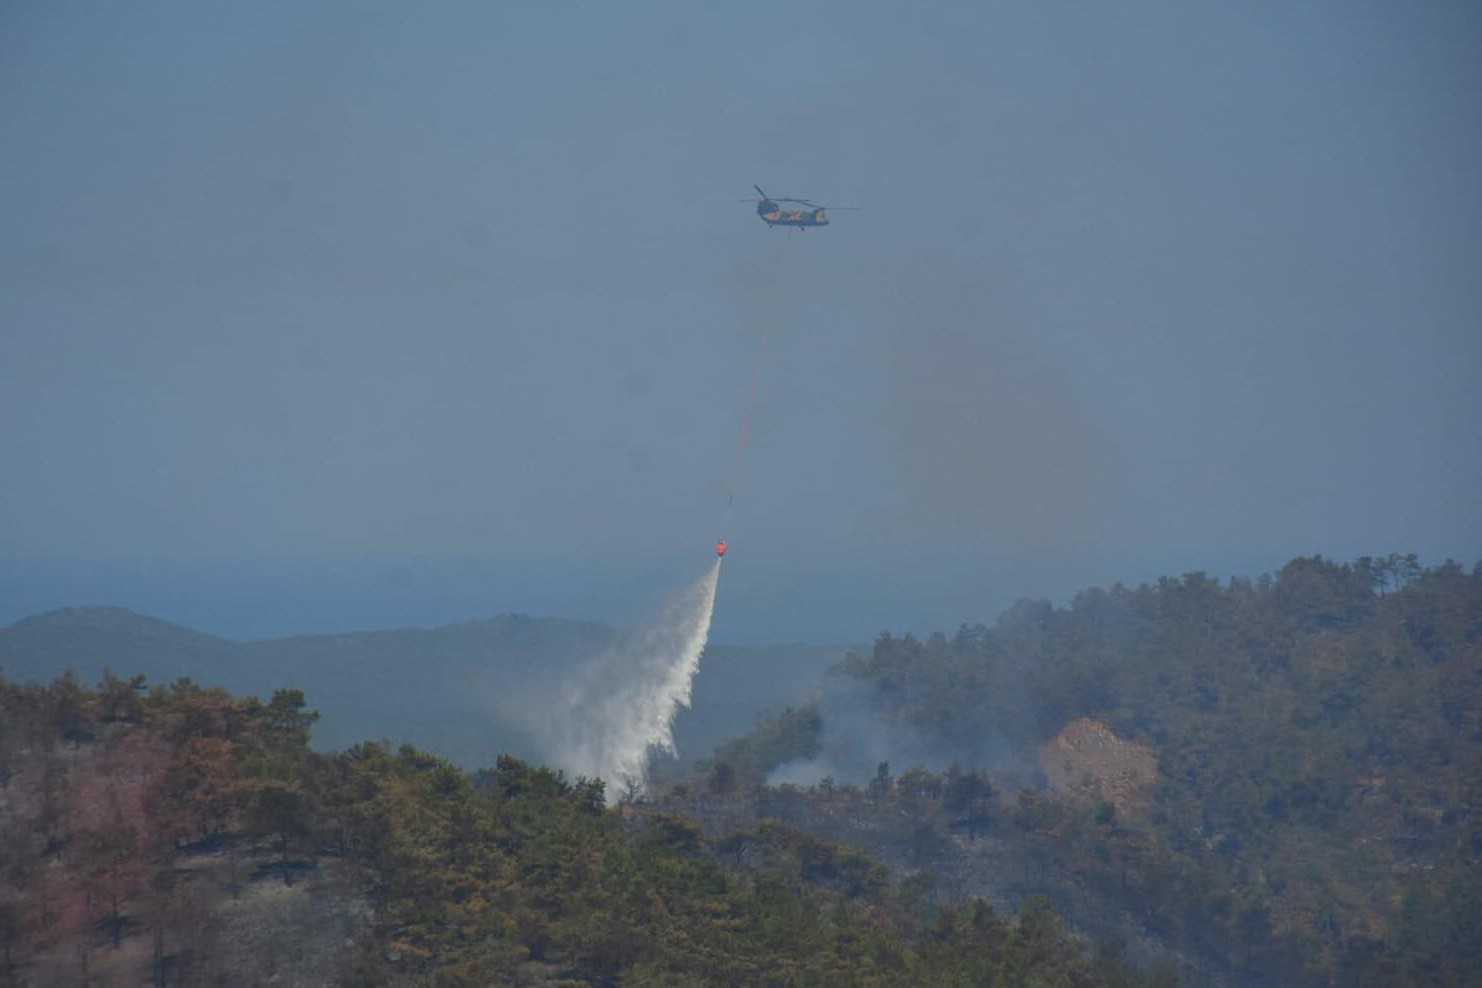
xmin=739 ymin=185 xmax=856 ymax=229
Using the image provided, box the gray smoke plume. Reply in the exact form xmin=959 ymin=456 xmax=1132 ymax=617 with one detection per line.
xmin=766 ymin=670 xmax=1042 ymax=792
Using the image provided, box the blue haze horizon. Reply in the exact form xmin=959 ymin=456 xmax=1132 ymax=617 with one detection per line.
xmin=3 ymin=546 xmax=1472 ymax=648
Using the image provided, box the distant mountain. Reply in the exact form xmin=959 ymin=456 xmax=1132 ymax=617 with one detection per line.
xmin=0 ymin=606 xmax=842 ymax=770
xmin=0 ymin=606 xmax=236 ymax=683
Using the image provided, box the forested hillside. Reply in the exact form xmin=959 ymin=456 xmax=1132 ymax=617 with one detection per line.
xmin=687 ymin=555 xmax=1481 ymax=986
xmin=0 ymin=673 xmax=1160 ymax=986
xmin=4 ymin=554 xmax=1474 ymax=986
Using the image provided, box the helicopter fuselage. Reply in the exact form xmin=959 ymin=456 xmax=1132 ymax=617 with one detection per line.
xmin=757 ymin=200 xmax=828 ymax=227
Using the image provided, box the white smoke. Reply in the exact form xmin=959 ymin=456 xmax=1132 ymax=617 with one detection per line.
xmin=542 ymin=559 xmax=721 ymax=801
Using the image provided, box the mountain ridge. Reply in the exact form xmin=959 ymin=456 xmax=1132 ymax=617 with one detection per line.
xmin=0 ymin=603 xmax=844 ymax=773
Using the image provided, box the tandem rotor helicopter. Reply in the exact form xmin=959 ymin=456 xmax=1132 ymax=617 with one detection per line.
xmin=739 ymin=185 xmax=857 ymax=229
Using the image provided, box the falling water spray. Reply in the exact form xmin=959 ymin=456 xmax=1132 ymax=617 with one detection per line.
xmin=546 ymin=558 xmax=722 ymax=801
xmin=530 ymin=330 xmax=762 ymax=800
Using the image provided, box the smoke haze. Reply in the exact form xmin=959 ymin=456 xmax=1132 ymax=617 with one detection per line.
xmin=767 ymin=667 xmax=1041 ymax=793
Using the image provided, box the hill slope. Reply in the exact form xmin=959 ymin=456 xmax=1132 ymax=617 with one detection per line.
xmin=0 ymin=607 xmax=841 ymax=771
xmin=688 ymin=555 xmax=1482 ymax=987
xmin=0 ymin=676 xmax=1162 ymax=987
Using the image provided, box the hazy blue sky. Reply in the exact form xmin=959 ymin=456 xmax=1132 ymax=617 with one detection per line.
xmin=2 ymin=1 xmax=1478 ymax=642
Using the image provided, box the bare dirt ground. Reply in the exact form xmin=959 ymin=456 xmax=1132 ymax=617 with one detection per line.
xmin=1038 ymin=717 xmax=1158 ymax=817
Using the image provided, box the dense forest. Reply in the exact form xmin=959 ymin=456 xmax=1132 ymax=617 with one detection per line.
xmin=684 ymin=555 xmax=1481 ymax=986
xmin=0 ymin=672 xmax=1160 ymax=986
xmin=2 ymin=554 xmax=1476 ymax=986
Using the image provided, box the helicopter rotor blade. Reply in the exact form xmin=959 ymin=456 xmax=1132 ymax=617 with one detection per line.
xmin=787 ymin=199 xmax=860 ymax=211
xmin=737 ymin=190 xmax=859 ymax=209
